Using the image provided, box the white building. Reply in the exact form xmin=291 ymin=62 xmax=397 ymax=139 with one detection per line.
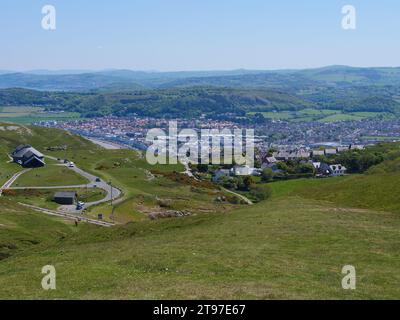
xmin=329 ymin=164 xmax=347 ymax=176
xmin=231 ymin=165 xmax=260 ymax=176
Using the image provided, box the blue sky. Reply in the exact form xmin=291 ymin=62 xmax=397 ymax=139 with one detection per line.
xmin=1 ymin=0 xmax=399 ymax=71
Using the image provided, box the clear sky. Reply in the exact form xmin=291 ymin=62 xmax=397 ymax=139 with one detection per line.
xmin=1 ymin=0 xmax=399 ymax=71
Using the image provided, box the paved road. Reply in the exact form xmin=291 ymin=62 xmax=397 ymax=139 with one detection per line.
xmin=87 ymin=138 xmax=127 ymax=150
xmin=7 ymin=156 xmax=122 ymax=214
xmin=0 ymin=169 xmax=31 ymax=196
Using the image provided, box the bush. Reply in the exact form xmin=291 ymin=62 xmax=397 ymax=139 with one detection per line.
xmin=249 ymin=185 xmax=272 ymax=202
xmin=261 ymin=168 xmax=274 ymax=182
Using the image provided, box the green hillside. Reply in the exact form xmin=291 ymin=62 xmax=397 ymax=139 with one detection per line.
xmin=1 ymin=125 xmax=400 ymax=299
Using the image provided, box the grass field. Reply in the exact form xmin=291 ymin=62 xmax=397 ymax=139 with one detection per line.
xmin=247 ymin=109 xmax=385 ymax=122
xmin=1 ymin=123 xmax=400 ymax=299
xmin=362 ymin=136 xmax=400 ymax=142
xmin=318 ymin=113 xmax=365 ymax=122
xmin=0 ymin=106 xmax=80 ymax=124
xmin=1 ymin=188 xmax=107 ymax=210
xmin=13 ymin=165 xmax=89 ymax=187
xmin=0 ymin=194 xmax=399 ymax=299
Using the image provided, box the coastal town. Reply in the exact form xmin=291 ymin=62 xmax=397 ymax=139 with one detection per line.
xmin=36 ymin=116 xmax=400 ymax=149
xmin=32 ymin=115 xmax=400 ymax=191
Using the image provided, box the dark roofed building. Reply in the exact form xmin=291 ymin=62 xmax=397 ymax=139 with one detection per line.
xmin=53 ymin=192 xmax=77 ymax=205
xmin=11 ymin=145 xmax=45 ymax=168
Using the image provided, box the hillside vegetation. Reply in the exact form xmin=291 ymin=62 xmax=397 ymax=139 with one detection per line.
xmin=0 ymin=125 xmax=400 ymax=299
xmin=2 ymin=66 xmax=400 ymax=119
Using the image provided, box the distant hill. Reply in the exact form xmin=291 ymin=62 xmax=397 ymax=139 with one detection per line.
xmin=1 ymin=84 xmax=399 ymax=119
xmin=1 ymin=66 xmax=400 ymax=119
xmin=1 ymin=66 xmax=400 ymax=91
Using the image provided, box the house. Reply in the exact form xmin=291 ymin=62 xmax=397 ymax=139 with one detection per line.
xmin=324 ymin=149 xmax=337 ymax=156
xmin=329 ymin=164 xmax=347 ymax=176
xmin=274 ymin=151 xmax=290 ymax=161
xmin=264 ymin=156 xmax=277 ymax=164
xmin=11 ymin=145 xmax=45 ymax=168
xmin=337 ymin=146 xmax=350 ymax=153
xmin=313 ymin=162 xmax=332 ymax=176
xmin=212 ymin=169 xmax=231 ymax=182
xmin=290 ymin=150 xmax=310 ymax=159
xmin=312 ymin=162 xmax=321 ymax=170
xmin=312 ymin=150 xmax=325 ymax=157
xmin=350 ymin=144 xmax=365 ymax=150
xmin=261 ymin=156 xmax=277 ymax=169
xmin=53 ymin=192 xmax=77 ymax=205
xmin=231 ymin=165 xmax=260 ymax=176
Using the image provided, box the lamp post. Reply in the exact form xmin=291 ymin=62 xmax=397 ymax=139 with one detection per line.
xmin=109 ymin=181 xmax=113 ymax=206
xmin=108 ymin=181 xmax=115 ymax=222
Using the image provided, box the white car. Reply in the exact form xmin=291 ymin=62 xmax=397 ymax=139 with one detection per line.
xmin=68 ymin=162 xmax=75 ymax=167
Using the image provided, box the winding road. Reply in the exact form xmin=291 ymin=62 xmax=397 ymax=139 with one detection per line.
xmin=1 ymin=154 xmax=122 ymax=226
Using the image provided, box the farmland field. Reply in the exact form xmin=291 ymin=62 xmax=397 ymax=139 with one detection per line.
xmin=247 ymin=109 xmax=385 ymax=122
xmin=0 ymin=106 xmax=80 ymax=124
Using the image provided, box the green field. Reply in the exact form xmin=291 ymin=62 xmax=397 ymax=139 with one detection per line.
xmin=1 ymin=188 xmax=107 ymax=210
xmin=1 ymin=124 xmax=400 ymax=299
xmin=248 ymin=109 xmax=384 ymax=122
xmin=13 ymin=165 xmax=89 ymax=188
xmin=362 ymin=136 xmax=400 ymax=142
xmin=0 ymin=193 xmax=399 ymax=299
xmin=0 ymin=106 xmax=80 ymax=124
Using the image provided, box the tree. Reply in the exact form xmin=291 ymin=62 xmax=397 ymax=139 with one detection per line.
xmin=250 ymin=185 xmax=273 ymax=202
xmin=242 ymin=176 xmax=254 ymax=191
xmin=295 ymin=163 xmax=315 ymax=174
xmin=261 ymin=168 xmax=274 ymax=182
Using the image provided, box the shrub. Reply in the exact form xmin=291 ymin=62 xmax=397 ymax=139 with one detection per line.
xmin=250 ymin=185 xmax=272 ymax=202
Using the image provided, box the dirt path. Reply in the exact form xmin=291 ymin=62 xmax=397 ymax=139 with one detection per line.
xmin=221 ymin=187 xmax=253 ymax=205
xmin=19 ymin=203 xmax=115 ymax=227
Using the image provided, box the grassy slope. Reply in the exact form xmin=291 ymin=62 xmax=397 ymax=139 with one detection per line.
xmin=1 ymin=188 xmax=106 ymax=210
xmin=266 ymin=170 xmax=400 ymax=214
xmin=14 ymin=165 xmax=88 ymax=187
xmin=0 ymin=123 xmax=238 ymax=223
xmin=1 ymin=124 xmax=400 ymax=299
xmin=0 ymin=199 xmax=76 ymax=260
xmin=0 ymin=196 xmax=399 ymax=299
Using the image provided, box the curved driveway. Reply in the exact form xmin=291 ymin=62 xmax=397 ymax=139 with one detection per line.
xmin=7 ymin=156 xmax=122 ymax=214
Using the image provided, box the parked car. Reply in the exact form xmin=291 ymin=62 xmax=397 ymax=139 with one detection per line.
xmin=76 ymin=201 xmax=85 ymax=210
xmin=69 ymin=162 xmax=75 ymax=168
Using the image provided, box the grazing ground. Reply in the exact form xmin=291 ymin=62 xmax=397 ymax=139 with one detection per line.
xmin=0 ymin=123 xmax=399 ymax=299
xmin=247 ymin=109 xmax=390 ymax=122
xmin=266 ymin=173 xmax=400 ymax=214
xmin=0 ymin=194 xmax=399 ymax=299
xmin=0 ymin=106 xmax=80 ymax=124
xmin=1 ymin=188 xmax=106 ymax=210
xmin=13 ymin=165 xmax=89 ymax=187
